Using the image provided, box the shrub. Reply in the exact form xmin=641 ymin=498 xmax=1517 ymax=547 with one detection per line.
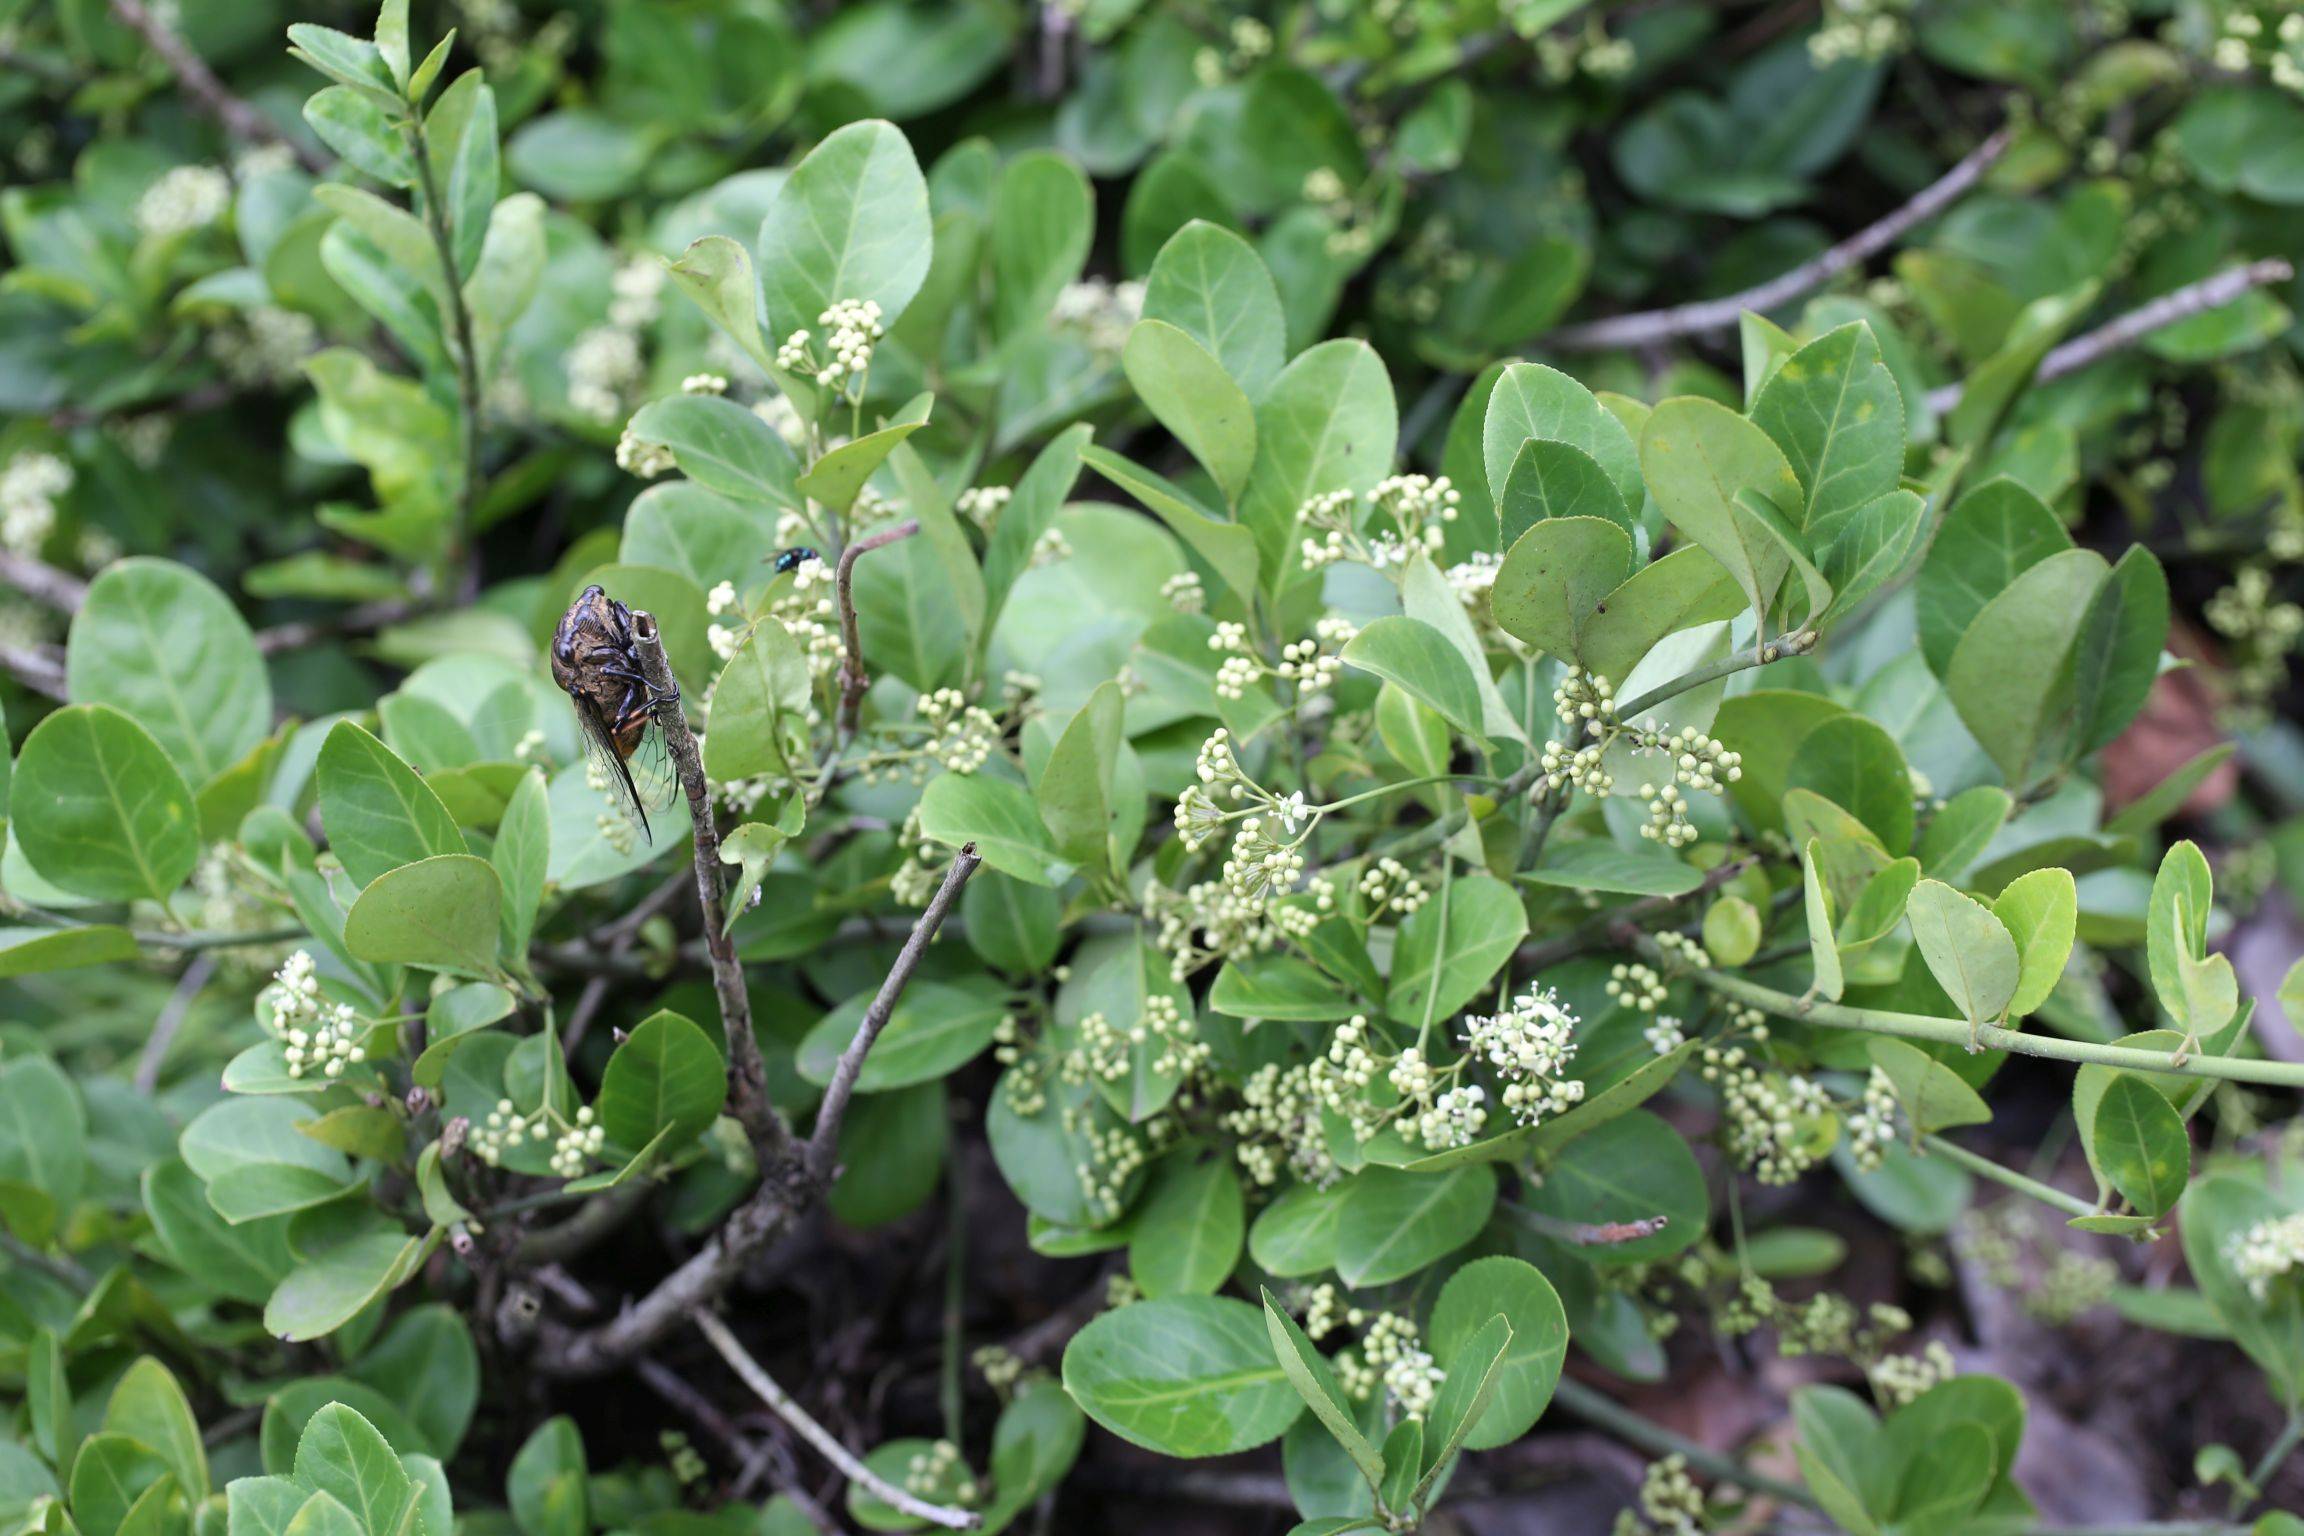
xmin=3 ymin=2 xmax=2303 ymax=1533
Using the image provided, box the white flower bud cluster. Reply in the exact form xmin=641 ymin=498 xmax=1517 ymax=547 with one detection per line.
xmin=1222 ymin=816 xmax=1307 ymax=906
xmin=1059 ymin=1100 xmax=1147 ymax=1220
xmin=264 ymin=951 xmax=369 ymax=1079
xmin=1357 ymin=856 xmax=1429 ymax=915
xmin=586 ymin=755 xmax=641 ymax=855
xmin=1388 ymin=1044 xmax=1433 ymax=1100
xmin=972 ymin=1344 xmax=1022 ymax=1393
xmin=1050 ymin=277 xmax=1143 ymax=354
xmin=920 ymin=687 xmax=999 ymax=774
xmin=547 ymin=1106 xmax=606 ymax=1178
xmin=1209 ymin=620 xmax=1251 ymax=654
xmin=1161 ymin=571 xmax=1204 ymax=613
xmin=1215 ymin=652 xmax=1260 ymax=699
xmin=902 ymin=1441 xmax=978 ymax=1507
xmin=1222 ymin=1061 xmax=1338 ymax=1187
xmin=1809 ymin=0 xmax=1910 ymax=65
xmin=1463 ymin=984 xmax=1586 ymax=1127
xmin=1301 ymin=1281 xmax=1345 ymax=1342
xmin=1106 ymin=1271 xmax=1142 ymax=1308
xmin=956 ymin=484 xmax=1010 ymax=532
xmin=1868 ymin=1340 xmax=1956 ymax=1409
xmin=1702 ymin=1045 xmax=1831 ymax=1185
xmin=1276 ymin=636 xmax=1343 ymax=695
xmin=135 ymin=164 xmax=230 ymax=238
xmin=472 ymin=1098 xmax=602 ymax=1175
xmin=1415 ymin=1083 xmax=1490 ymax=1149
xmin=0 ymin=451 xmax=71 ymax=555
xmin=1172 ymin=783 xmax=1231 ymax=853
xmin=1446 ymin=551 xmax=1502 ymax=607
xmin=1298 ymin=488 xmax=1360 ymax=571
xmin=1072 ymin=999 xmax=1211 ymax=1089
xmin=1636 ymin=781 xmax=1699 ymax=846
xmin=1654 ymin=931 xmax=1708 ymax=971
xmin=779 ymin=298 xmax=884 ymax=390
xmin=609 ymin=257 xmax=663 ymax=328
xmin=753 ymin=393 xmax=807 ymax=447
xmin=1606 ymin=962 xmax=1668 ymax=1012
xmin=1846 ymin=1066 xmax=1899 ymax=1173
xmin=1195 ymin=728 xmax=1248 ymax=798
xmin=210 ymin=306 xmax=319 ymax=386
xmin=1357 ymin=1311 xmax=1444 ymax=1420
xmin=680 ymin=372 xmax=727 ymax=396
xmin=616 ymin=423 xmax=676 ymax=479
xmin=1644 ymin=1014 xmax=1686 ymax=1055
xmin=567 ymin=326 xmax=644 ymax=422
xmin=2227 ymin=1212 xmax=2304 ymax=1301
xmin=1029 ymin=525 xmax=1072 ymax=567
xmin=1619 ymin=1452 xmax=1705 ymax=1536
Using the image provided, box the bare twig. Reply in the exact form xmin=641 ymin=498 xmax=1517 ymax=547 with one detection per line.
xmin=630 ymin=610 xmax=791 ymax=1166
xmin=514 ymin=1179 xmax=653 ymax=1268
xmin=694 ymin=1311 xmax=983 ymax=1532
xmin=107 ymin=0 xmax=327 ymax=173
xmin=1548 ymin=126 xmax=2014 ymax=350
xmin=806 ymin=843 xmax=981 ymax=1178
xmin=1616 ymin=627 xmax=1818 ymax=719
xmin=136 ymin=952 xmax=216 ymax=1094
xmin=0 ymin=551 xmax=89 ymax=613
xmin=1924 ymin=258 xmax=2298 ymax=415
xmin=0 ymin=644 xmax=67 ymax=701
xmin=254 ymin=598 xmax=420 ymax=656
xmin=1552 ymin=1378 xmax=1820 ymax=1512
xmin=562 ymin=871 xmax=689 ymax=1054
xmin=834 ymin=519 xmax=921 ymax=740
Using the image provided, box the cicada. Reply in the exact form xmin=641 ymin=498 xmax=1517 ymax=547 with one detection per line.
xmin=551 ymin=584 xmax=673 ymax=842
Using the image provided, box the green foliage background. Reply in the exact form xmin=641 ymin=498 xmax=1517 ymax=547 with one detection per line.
xmin=3 ymin=1 xmax=2304 ymax=1534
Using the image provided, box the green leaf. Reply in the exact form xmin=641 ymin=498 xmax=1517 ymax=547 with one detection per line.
xmin=757 ymin=119 xmax=932 ymax=338
xmin=992 ymin=150 xmax=1093 ymax=339
xmin=1077 ymin=444 xmax=1260 ymax=603
xmin=960 ymin=872 xmax=1061 ymax=977
xmin=1334 ymin=1165 xmax=1497 ymax=1287
xmin=12 ymin=704 xmax=198 ymax=903
xmin=1787 ymin=714 xmax=1914 ymax=854
xmin=1702 ymin=895 xmax=1763 ymax=966
xmin=65 ymin=556 xmax=272 ymax=789
xmin=1339 ymin=616 xmax=1486 ymax=741
xmin=1749 ymin=321 xmax=1905 ymax=530
xmin=103 ymin=1359 xmax=207 ymax=1504
xmin=351 ymin=1306 xmax=480 ymax=1459
xmin=491 ymin=769 xmax=548 ymax=962
xmin=67 ymin=1435 xmax=168 ymax=1536
xmin=985 ymin=426 xmax=1091 ymax=620
xmin=343 ymin=854 xmax=505 ymax=979
xmin=1143 ymin=220 xmax=1286 ymax=399
xmin=798 ymin=979 xmax=1004 ymax=1094
xmin=1524 ymin=840 xmax=1703 ymax=907
xmin=1386 ymin=872 xmax=1528 ymax=1027
xmin=1417 ymin=1313 xmax=1510 ymax=1489
xmin=597 ymin=1011 xmax=727 ymax=1156
xmin=1259 ymin=1289 xmax=1385 ymax=1493
xmin=1238 ymin=339 xmax=1396 ymax=590
xmin=1803 ymin=840 xmax=1846 ymax=1003
xmin=1497 ymin=438 xmax=1632 ymax=543
xmin=267 ymin=1230 xmax=433 ymax=1343
xmin=2182 ymin=1174 xmax=2304 ymax=1407
xmin=982 ymin=1382 xmax=1085 ymax=1531
xmin=1792 ymin=1386 xmax=1887 ymax=1536
xmin=795 ymin=412 xmax=930 ymax=517
xmin=143 ymin=1157 xmax=293 ymax=1306
xmin=1061 ymin=1296 xmax=1302 ymax=1458
xmin=1639 ymin=398 xmax=1809 ymax=622
xmin=665 ymin=236 xmax=773 ymax=374
xmin=1990 ymin=868 xmax=2076 ymax=1017
xmin=295 ymin=1404 xmax=420 ymax=1536
xmin=0 ymin=1054 xmax=85 ymax=1240
xmin=1248 ymin=1179 xmax=1350 ymax=1277
xmin=2092 ymin=1074 xmax=2189 ymax=1219
xmin=1523 ymin=1109 xmax=1707 ymax=1265
xmin=1426 ymin=1256 xmax=1568 ymax=1450
xmin=1949 ymin=547 xmax=2112 ymax=784
xmin=508 ymin=1417 xmax=587 ymax=1536
xmin=625 ymin=394 xmax=800 ymax=511
xmin=1490 ymin=516 xmax=1636 ymax=664
xmin=2064 ymin=544 xmax=2169 ymax=759
xmin=1905 ymin=878 xmax=2020 ymax=1035
xmin=0 ymin=924 xmax=139 ymax=978
xmin=1917 ymin=786 xmax=2012 ymax=881
xmin=1130 ymin=1153 xmax=1244 ymax=1297
xmin=1915 ymin=478 xmax=2072 ymax=678
xmin=918 ymin=773 xmax=1073 ymax=886
xmin=1576 ymin=545 xmax=1747 ymax=686
xmin=1867 ymin=1039 xmax=1990 ymax=1133
xmin=1036 ymin=682 xmax=1125 ymax=872
xmin=829 ymin=1081 xmax=946 ymax=1230
xmin=424 ymin=72 xmax=497 ymax=279
xmin=1208 ymin=956 xmax=1360 ymax=1021
xmin=1892 ymin=1421 xmax=1995 ymax=1536
xmin=703 ymin=617 xmax=810 ymax=783
xmin=1124 ymin=320 xmax=1257 ymax=503
xmin=1483 ymin=362 xmax=1642 ymax=516
xmin=2147 ymin=840 xmax=2214 ymax=1028
xmin=1814 ymin=488 xmax=1926 ymax=625
xmin=318 ymin=721 xmax=468 ymax=887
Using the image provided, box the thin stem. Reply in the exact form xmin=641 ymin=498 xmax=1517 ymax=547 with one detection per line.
xmin=136 ymin=952 xmax=216 ymax=1094
xmin=941 ymin=1151 xmax=966 ymax=1448
xmin=1926 ymin=258 xmax=2298 ymax=416
xmin=1616 ymin=628 xmax=1817 ymax=720
xmin=1322 ymin=770 xmax=1506 ymax=813
xmin=0 ymin=644 xmax=66 ymax=701
xmin=1920 ymin=1133 xmax=2096 ymax=1221
xmin=1548 ymin=126 xmax=2013 ymax=350
xmin=629 ymin=610 xmax=790 ymax=1165
xmin=806 ymin=844 xmax=981 ymax=1178
xmin=694 ymin=1311 xmax=983 ymax=1532
xmin=1680 ymin=961 xmax=2304 ymax=1090
xmin=406 ymin=110 xmax=486 ymax=589
xmin=834 ymin=518 xmax=923 ymax=742
xmin=2239 ymin=1410 xmax=2304 ymax=1517
xmin=1379 ymin=760 xmax=1544 ymax=862
xmin=110 ymin=0 xmax=328 ymax=171
xmin=1551 ymin=1378 xmax=1819 ymax=1512
xmin=0 ymin=550 xmax=89 ymax=613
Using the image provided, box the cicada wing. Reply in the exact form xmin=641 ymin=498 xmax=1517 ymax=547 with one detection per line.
xmin=572 ymin=692 xmax=653 ymax=844
xmin=626 ymin=719 xmax=679 ymax=826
